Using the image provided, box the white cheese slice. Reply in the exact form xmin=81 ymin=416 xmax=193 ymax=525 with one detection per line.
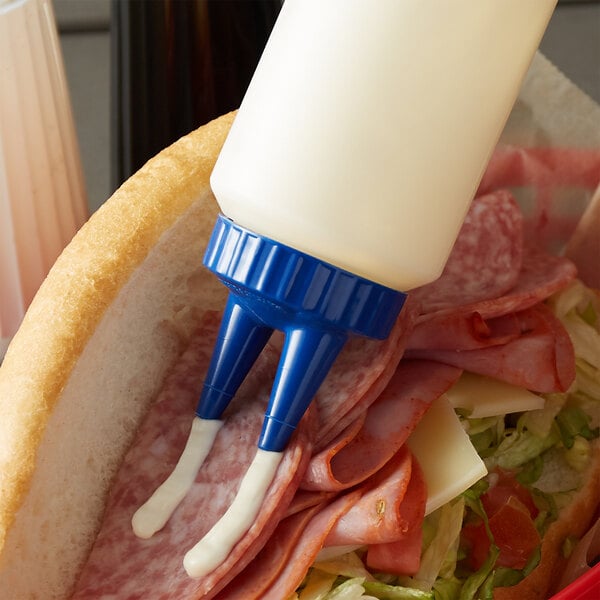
xmin=445 ymin=372 xmax=545 ymax=418
xmin=408 ymin=395 xmax=487 ymax=515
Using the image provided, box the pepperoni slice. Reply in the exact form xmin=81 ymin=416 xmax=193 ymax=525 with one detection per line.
xmin=462 ymin=496 xmax=541 ymax=571
xmin=411 ymin=190 xmax=523 ymax=314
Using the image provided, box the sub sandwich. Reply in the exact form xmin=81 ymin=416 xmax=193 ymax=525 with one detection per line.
xmin=0 ymin=112 xmax=599 ymax=599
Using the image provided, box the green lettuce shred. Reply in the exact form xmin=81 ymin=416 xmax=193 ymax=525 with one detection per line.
xmin=555 ymin=405 xmax=599 ymax=449
xmin=362 ymin=581 xmax=434 ymax=599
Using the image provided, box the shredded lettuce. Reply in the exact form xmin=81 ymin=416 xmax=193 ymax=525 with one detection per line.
xmin=549 ymin=281 xmax=600 ymax=402
xmin=296 ymin=570 xmax=433 ymax=600
xmin=314 ymin=552 xmax=376 ymax=581
xmin=555 ymin=405 xmax=599 ymax=449
xmin=487 ymin=425 xmax=559 ymax=470
xmin=548 ymin=280 xmax=600 ymax=325
xmin=400 ymin=498 xmax=465 ymax=591
xmin=575 ymin=360 xmax=600 ymax=402
xmin=461 ymin=417 xmax=504 ymax=458
xmin=519 ymin=394 xmax=565 ymax=438
xmin=298 ymin=570 xmax=339 ymax=600
xmin=457 ymin=545 xmax=500 ymax=600
xmin=432 ymin=577 xmax=462 ymax=600
xmin=324 ymin=577 xmax=369 ymax=599
xmin=489 ymin=545 xmax=540 ymax=590
xmin=362 ymin=581 xmax=434 ymax=599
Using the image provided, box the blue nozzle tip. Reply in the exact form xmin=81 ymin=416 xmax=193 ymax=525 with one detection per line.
xmin=258 ymin=416 xmax=296 ymax=453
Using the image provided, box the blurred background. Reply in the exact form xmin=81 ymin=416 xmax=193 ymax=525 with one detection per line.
xmin=53 ymin=0 xmax=600 ymax=215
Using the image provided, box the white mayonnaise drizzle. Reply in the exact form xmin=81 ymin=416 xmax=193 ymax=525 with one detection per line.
xmin=183 ymin=448 xmax=283 ymax=578
xmin=132 ymin=417 xmax=223 ymax=539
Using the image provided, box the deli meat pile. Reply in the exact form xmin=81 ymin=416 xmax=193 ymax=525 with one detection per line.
xmin=72 ymin=147 xmax=594 ymax=599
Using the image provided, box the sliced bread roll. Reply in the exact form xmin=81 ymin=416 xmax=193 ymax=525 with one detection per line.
xmin=0 ymin=113 xmax=233 ymax=598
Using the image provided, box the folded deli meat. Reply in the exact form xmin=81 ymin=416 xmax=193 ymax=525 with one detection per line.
xmin=71 ymin=150 xmax=598 ymax=597
xmin=0 ymin=115 xmax=598 ymax=599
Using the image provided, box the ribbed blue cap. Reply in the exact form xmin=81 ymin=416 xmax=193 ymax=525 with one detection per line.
xmin=196 ymin=214 xmax=407 ymax=451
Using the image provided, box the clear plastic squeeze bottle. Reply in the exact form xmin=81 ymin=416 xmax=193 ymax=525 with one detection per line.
xmin=198 ymin=0 xmax=556 ymax=453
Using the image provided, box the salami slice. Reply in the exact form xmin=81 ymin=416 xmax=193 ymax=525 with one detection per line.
xmin=478 ymin=146 xmax=600 ymax=253
xmin=301 ymin=361 xmax=461 ymax=492
xmin=72 ymin=313 xmax=316 ymax=600
xmin=407 ymin=304 xmax=576 ymax=393
xmin=410 ymin=190 xmax=523 ymax=314
xmin=456 ymin=244 xmax=576 ymax=320
xmin=414 ymin=244 xmax=576 ymax=328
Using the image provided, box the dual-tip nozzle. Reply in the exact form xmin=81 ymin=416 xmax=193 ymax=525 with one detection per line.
xmin=196 ymin=214 xmax=407 ymax=452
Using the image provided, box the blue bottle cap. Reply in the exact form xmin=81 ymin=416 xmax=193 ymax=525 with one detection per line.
xmin=196 ymin=214 xmax=407 ymax=452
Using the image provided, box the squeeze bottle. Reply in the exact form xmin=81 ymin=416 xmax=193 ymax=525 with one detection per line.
xmin=197 ymin=0 xmax=557 ymax=452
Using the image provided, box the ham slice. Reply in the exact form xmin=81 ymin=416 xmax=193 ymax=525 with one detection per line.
xmin=408 ymin=311 xmax=523 ymax=351
xmin=366 ymin=520 xmax=424 ymax=576
xmin=478 ymin=146 xmax=600 ymax=254
xmin=480 ymin=147 xmax=600 ymax=194
xmin=216 ymin=450 xmax=427 ymax=596
xmin=478 ymin=146 xmax=600 ymax=253
xmin=285 ymin=489 xmax=339 ymax=518
xmin=407 ymin=304 xmax=575 ymax=393
xmin=301 ymin=361 xmax=461 ymax=492
xmin=323 ymin=446 xmax=414 ymax=546
xmin=365 ymin=457 xmax=427 ymax=576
